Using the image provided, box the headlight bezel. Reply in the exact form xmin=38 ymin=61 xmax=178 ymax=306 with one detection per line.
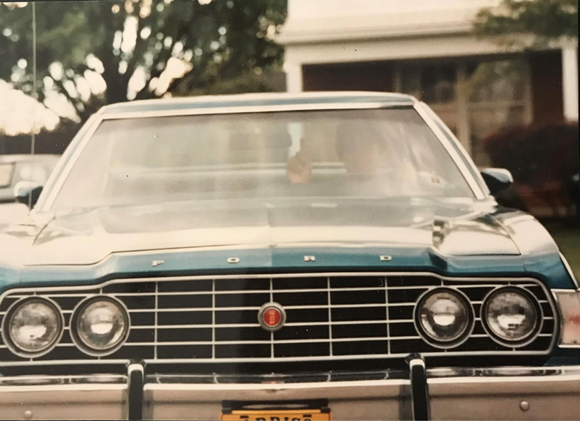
xmin=481 ymin=286 xmax=543 ymax=348
xmin=414 ymin=287 xmax=475 ymax=349
xmin=1 ymin=296 xmax=64 ymax=358
xmin=70 ymin=295 xmax=130 ymax=357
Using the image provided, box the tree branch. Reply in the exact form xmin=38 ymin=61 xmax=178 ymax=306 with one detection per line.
xmin=51 ymin=76 xmax=85 ymax=117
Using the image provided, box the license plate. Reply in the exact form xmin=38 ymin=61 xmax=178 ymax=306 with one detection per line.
xmin=221 ymin=409 xmax=331 ymax=421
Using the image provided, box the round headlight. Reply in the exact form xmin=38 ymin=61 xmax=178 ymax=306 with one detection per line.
xmin=72 ymin=297 xmax=129 ymax=355
xmin=482 ymin=287 xmax=541 ymax=346
xmin=415 ymin=288 xmax=473 ymax=347
xmin=2 ymin=297 xmax=63 ymax=356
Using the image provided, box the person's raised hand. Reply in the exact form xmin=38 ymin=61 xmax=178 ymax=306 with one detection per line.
xmin=286 ymin=152 xmax=312 ymax=184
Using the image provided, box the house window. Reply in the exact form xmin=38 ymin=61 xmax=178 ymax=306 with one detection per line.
xmin=401 ymin=63 xmax=459 ymax=136
xmin=397 ymin=58 xmax=531 ymax=166
xmin=465 ymin=60 xmax=531 ymax=165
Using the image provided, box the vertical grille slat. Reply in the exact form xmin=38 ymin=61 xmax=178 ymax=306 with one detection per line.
xmin=327 ymin=276 xmax=333 ymax=357
xmin=211 ymin=279 xmax=215 ymax=360
xmin=153 ymin=281 xmax=158 ymax=360
xmin=385 ymin=277 xmax=391 ymax=355
xmin=269 ymin=277 xmax=274 ymax=359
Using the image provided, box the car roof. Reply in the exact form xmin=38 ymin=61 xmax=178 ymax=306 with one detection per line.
xmin=99 ymin=91 xmax=417 ymax=117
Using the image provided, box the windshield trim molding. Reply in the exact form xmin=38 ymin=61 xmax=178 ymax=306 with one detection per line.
xmin=99 ymin=101 xmax=414 ymax=120
xmin=413 ymin=102 xmax=486 ymax=200
xmin=40 ymin=115 xmax=105 ymax=212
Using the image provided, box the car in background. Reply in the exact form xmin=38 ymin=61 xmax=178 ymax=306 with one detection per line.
xmin=0 ymin=154 xmax=60 ymax=229
xmin=0 ymin=93 xmax=578 ymax=420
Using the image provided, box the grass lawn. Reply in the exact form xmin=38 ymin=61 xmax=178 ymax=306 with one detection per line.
xmin=544 ymin=223 xmax=580 ymax=279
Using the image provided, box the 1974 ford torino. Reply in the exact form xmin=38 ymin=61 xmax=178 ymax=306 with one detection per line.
xmin=0 ymin=92 xmax=578 ymax=420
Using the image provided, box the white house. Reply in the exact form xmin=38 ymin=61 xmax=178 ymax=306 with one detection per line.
xmin=277 ymin=0 xmax=578 ymax=165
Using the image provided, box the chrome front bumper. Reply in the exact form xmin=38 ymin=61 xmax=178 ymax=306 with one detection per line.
xmin=1 ymin=366 xmax=579 ymax=420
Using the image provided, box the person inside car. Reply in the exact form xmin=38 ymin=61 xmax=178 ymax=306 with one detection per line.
xmin=286 ymin=121 xmax=386 ymax=184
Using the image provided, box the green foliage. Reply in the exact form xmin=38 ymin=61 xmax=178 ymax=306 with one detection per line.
xmin=0 ymin=0 xmax=287 ymax=125
xmin=483 ymin=122 xmax=579 ymax=185
xmin=474 ymin=0 xmax=578 ymax=47
xmin=483 ymin=122 xmax=579 ymax=218
xmin=183 ymin=70 xmax=283 ymax=96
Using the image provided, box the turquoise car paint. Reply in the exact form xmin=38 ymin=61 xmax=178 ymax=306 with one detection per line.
xmin=4 ymin=245 xmax=573 ymax=292
xmin=0 ymin=265 xmax=20 ymax=296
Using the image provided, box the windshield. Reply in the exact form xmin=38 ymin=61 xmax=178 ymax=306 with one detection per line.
xmin=51 ymin=108 xmax=473 ymax=210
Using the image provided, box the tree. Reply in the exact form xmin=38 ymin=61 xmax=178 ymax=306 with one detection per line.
xmin=0 ymin=0 xmax=287 ymax=125
xmin=474 ymin=0 xmax=578 ymax=47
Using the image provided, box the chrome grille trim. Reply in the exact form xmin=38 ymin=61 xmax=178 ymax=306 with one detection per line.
xmin=0 ymin=272 xmax=551 ymax=297
xmin=0 ymin=300 xmax=553 ymax=316
xmin=0 ymin=283 xmax=546 ymax=298
xmin=154 ymin=280 xmax=159 ymax=360
xmin=269 ymin=278 xmax=274 ymax=359
xmin=0 ymin=272 xmax=558 ymax=366
xmin=0 ymin=332 xmax=556 ymax=350
xmin=327 ymin=276 xmax=334 ymax=357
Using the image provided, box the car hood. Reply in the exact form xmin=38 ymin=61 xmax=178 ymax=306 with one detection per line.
xmin=0 ymin=202 xmax=30 ymax=229
xmin=17 ymin=198 xmax=522 ymax=266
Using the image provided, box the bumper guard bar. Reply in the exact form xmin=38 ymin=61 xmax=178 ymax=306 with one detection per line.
xmin=407 ymin=355 xmax=430 ymax=420
xmin=127 ymin=364 xmax=144 ymax=420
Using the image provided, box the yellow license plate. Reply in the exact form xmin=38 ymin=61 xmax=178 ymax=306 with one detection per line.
xmin=221 ymin=409 xmax=331 ymax=421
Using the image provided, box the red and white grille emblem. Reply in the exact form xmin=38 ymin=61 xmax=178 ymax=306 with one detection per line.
xmin=258 ymin=303 xmax=286 ymax=332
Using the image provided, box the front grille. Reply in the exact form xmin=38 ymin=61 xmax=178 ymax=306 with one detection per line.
xmin=0 ymin=273 xmax=557 ymax=367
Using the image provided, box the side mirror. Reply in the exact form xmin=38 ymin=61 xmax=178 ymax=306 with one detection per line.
xmin=480 ymin=168 xmax=513 ymax=196
xmin=14 ymin=181 xmax=43 ymax=209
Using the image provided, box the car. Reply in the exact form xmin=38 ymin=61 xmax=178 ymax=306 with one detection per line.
xmin=0 ymin=154 xmax=60 ymax=231
xmin=0 ymin=92 xmax=578 ymax=420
